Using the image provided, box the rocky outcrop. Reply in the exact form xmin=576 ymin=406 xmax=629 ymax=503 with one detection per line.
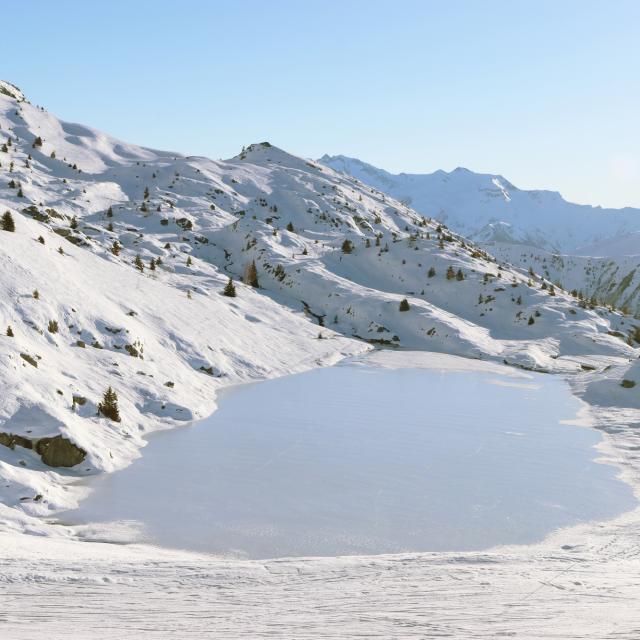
xmin=0 ymin=432 xmax=86 ymax=468
xmin=35 ymin=436 xmax=86 ymax=467
xmin=0 ymin=432 xmax=33 ymax=450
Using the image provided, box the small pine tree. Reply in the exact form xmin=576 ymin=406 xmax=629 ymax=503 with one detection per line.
xmin=427 ymin=266 xmax=436 ymax=278
xmin=47 ymin=319 xmax=59 ymax=333
xmin=17 ymin=186 xmax=24 ymax=197
xmin=446 ymin=266 xmax=455 ymax=280
xmin=528 ymin=315 xmax=535 ymax=325
xmin=223 ymin=277 xmax=236 ymax=297
xmin=149 ymin=258 xmax=156 ymax=271
xmin=399 ymin=298 xmax=410 ymax=312
xmin=98 ymin=386 xmax=121 ymax=422
xmin=341 ymin=239 xmax=353 ymax=254
xmin=37 ymin=235 xmax=45 ymax=244
xmin=111 ymin=241 xmax=120 ymax=256
xmin=32 ymin=136 xmax=43 ymax=148
xmin=286 ymin=221 xmax=294 ymax=232
xmin=143 ymin=186 xmax=150 ymax=200
xmin=33 ymin=289 xmax=40 ymax=300
xmin=58 ymin=246 xmax=64 ymax=255
xmin=1 ymin=211 xmax=15 ymax=232
xmin=106 ymin=206 xmax=113 ymax=218
xmin=456 ymin=269 xmax=464 ymax=281
xmin=187 ymin=256 xmax=193 ymax=267
xmin=70 ymin=216 xmax=78 ymax=230
xmin=6 ymin=325 xmax=14 ymax=337
xmin=134 ymin=255 xmax=144 ymax=272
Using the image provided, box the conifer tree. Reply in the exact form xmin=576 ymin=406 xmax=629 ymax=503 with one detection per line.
xmin=341 ymin=239 xmax=353 ymax=254
xmin=134 ymin=254 xmax=144 ymax=272
xmin=456 ymin=268 xmax=464 ymax=281
xmin=111 ymin=241 xmax=120 ymax=256
xmin=286 ymin=222 xmax=294 ymax=232
xmin=98 ymin=386 xmax=121 ymax=422
xmin=6 ymin=325 xmax=14 ymax=337
xmin=106 ymin=206 xmax=113 ymax=218
xmin=1 ymin=210 xmax=15 ymax=232
xmin=446 ymin=266 xmax=455 ymax=280
xmin=223 ymin=277 xmax=237 ymax=297
xmin=427 ymin=266 xmax=436 ymax=278
xmin=399 ymin=298 xmax=410 ymax=312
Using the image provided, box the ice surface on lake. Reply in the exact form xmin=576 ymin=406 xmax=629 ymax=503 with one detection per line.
xmin=65 ymin=366 xmax=636 ymax=558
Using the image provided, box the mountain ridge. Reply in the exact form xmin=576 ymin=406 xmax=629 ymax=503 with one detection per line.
xmin=320 ymin=154 xmax=640 ymax=254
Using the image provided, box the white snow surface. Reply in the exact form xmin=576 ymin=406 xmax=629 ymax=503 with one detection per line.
xmin=0 ymin=83 xmax=640 ymax=637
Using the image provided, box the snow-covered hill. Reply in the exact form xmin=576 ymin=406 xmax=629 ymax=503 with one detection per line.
xmin=321 ymin=154 xmax=640 ymax=314
xmin=485 ymin=243 xmax=640 ymax=316
xmin=320 ymin=154 xmax=640 ymax=255
xmin=1 ymin=82 xmax=639 ymax=531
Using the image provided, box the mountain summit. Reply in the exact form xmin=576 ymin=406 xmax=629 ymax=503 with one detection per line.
xmin=320 ymin=154 xmax=640 ymax=254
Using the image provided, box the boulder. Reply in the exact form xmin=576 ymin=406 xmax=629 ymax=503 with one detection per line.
xmin=35 ymin=436 xmax=86 ymax=468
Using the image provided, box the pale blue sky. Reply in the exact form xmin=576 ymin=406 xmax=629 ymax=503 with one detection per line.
xmin=7 ymin=0 xmax=640 ymax=208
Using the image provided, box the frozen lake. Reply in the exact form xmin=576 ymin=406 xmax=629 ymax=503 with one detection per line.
xmin=63 ymin=362 xmax=636 ymax=558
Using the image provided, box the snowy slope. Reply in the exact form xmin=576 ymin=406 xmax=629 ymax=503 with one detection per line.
xmin=0 ymin=82 xmax=639 ymax=532
xmin=487 ymin=242 xmax=640 ymax=316
xmin=320 ymin=154 xmax=640 ymax=254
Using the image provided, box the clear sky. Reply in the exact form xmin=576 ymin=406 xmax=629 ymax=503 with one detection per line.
xmin=7 ymin=0 xmax=640 ymax=208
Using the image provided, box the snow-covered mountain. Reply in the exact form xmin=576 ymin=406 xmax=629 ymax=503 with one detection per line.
xmin=321 ymin=154 xmax=640 ymax=313
xmin=320 ymin=154 xmax=640 ymax=255
xmin=1 ymin=82 xmax=639 ymax=532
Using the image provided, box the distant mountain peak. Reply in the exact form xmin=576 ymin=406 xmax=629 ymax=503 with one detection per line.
xmin=320 ymin=154 xmax=640 ymax=254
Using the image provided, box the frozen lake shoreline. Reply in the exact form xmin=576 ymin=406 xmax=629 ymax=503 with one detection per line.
xmin=2 ymin=351 xmax=640 ymax=639
xmin=60 ymin=354 xmax=635 ymax=558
